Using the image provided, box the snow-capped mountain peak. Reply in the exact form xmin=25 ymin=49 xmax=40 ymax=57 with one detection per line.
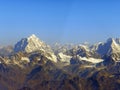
xmin=105 ymin=38 xmax=120 ymax=54
xmin=107 ymin=38 xmax=114 ymax=42
xmin=115 ymin=38 xmax=120 ymax=45
xmin=78 ymin=44 xmax=90 ymax=52
xmin=14 ymin=34 xmax=57 ymax=62
xmin=28 ymin=34 xmax=40 ymax=41
xmin=96 ymin=38 xmax=120 ymax=57
xmin=14 ymin=34 xmax=46 ymax=53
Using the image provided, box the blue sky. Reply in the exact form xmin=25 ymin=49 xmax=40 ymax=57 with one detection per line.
xmin=0 ymin=0 xmax=120 ymax=45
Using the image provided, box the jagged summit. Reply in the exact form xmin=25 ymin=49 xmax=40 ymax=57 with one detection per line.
xmin=14 ymin=34 xmax=49 ymax=53
xmin=28 ymin=34 xmax=40 ymax=41
xmin=96 ymin=38 xmax=120 ymax=56
xmin=106 ymin=37 xmax=114 ymax=42
xmin=14 ymin=34 xmax=57 ymax=62
xmin=28 ymin=34 xmax=36 ymax=38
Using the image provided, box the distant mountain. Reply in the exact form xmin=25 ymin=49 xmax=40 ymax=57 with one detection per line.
xmin=0 ymin=45 xmax=13 ymax=56
xmin=0 ymin=35 xmax=120 ymax=90
xmin=94 ymin=38 xmax=120 ymax=62
xmin=14 ymin=34 xmax=52 ymax=53
xmin=96 ymin=38 xmax=120 ymax=56
xmin=14 ymin=34 xmax=57 ymax=62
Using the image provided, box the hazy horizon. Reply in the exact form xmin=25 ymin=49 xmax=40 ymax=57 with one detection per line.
xmin=0 ymin=0 xmax=120 ymax=45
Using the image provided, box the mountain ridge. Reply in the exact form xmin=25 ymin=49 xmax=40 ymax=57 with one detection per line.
xmin=0 ymin=34 xmax=120 ymax=90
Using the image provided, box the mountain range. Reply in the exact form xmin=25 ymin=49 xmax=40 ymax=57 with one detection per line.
xmin=0 ymin=34 xmax=120 ymax=90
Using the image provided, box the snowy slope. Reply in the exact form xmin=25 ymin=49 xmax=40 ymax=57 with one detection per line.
xmin=14 ymin=34 xmax=57 ymax=62
xmin=14 ymin=34 xmax=51 ymax=53
xmin=97 ymin=38 xmax=120 ymax=56
xmin=58 ymin=52 xmax=72 ymax=63
xmin=78 ymin=56 xmax=103 ymax=64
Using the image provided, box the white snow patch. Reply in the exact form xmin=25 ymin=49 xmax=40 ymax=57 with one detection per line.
xmin=78 ymin=56 xmax=103 ymax=64
xmin=21 ymin=57 xmax=30 ymax=62
xmin=83 ymin=65 xmax=95 ymax=68
xmin=58 ymin=53 xmax=72 ymax=63
xmin=46 ymin=53 xmax=57 ymax=63
xmin=37 ymin=58 xmax=41 ymax=61
xmin=79 ymin=44 xmax=90 ymax=52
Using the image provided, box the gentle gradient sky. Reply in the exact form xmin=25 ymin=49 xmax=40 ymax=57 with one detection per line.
xmin=0 ymin=0 xmax=120 ymax=45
